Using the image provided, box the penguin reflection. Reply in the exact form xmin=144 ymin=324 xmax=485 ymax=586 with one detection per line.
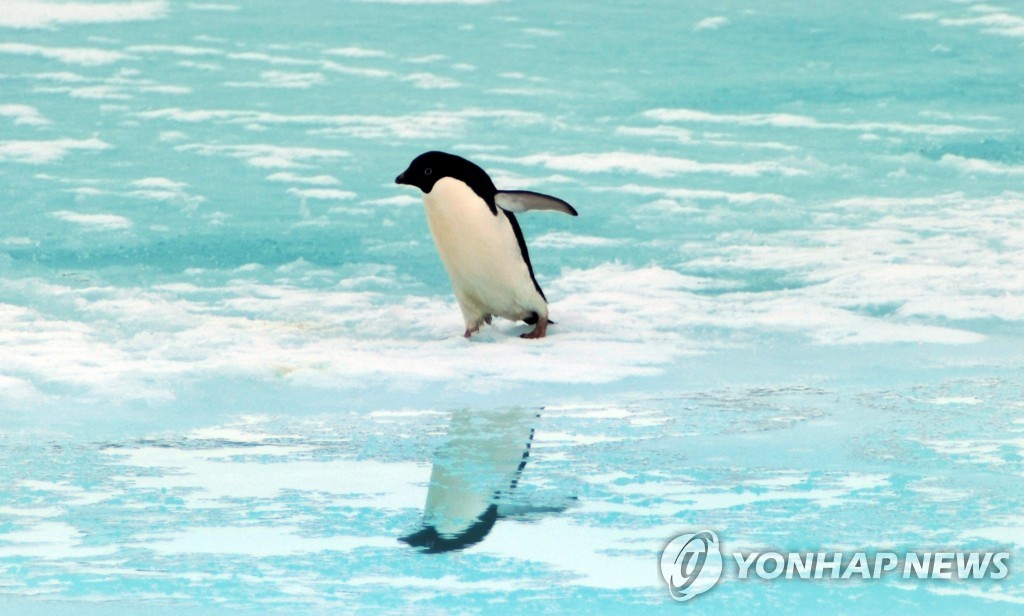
xmin=401 ymin=407 xmax=565 ymax=553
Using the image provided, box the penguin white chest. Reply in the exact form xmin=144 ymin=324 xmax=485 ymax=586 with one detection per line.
xmin=422 ymin=178 xmax=544 ymax=324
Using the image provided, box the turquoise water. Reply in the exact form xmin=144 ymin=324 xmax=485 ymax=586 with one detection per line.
xmin=1 ymin=0 xmax=1023 ymax=612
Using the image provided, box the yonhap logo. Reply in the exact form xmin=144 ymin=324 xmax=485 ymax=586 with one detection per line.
xmin=660 ymin=531 xmax=723 ymax=602
xmin=659 ymin=531 xmax=1011 ymax=601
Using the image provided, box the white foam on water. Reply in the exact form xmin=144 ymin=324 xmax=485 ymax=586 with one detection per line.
xmin=186 ymin=3 xmax=239 ymax=11
xmin=515 ymin=27 xmax=557 ymax=38
xmin=616 ymin=125 xmax=801 ymax=151
xmin=319 ymin=60 xmax=393 ymax=78
xmin=176 ymin=142 xmax=350 ymax=168
xmin=222 ymin=50 xmax=396 ymax=80
xmin=28 ymin=68 xmax=191 ymax=99
xmin=405 ymin=53 xmax=447 ymax=64
xmin=286 ymin=188 xmax=357 ymax=200
xmin=267 ymin=172 xmax=340 ymax=185
xmin=531 ymin=232 xmax=624 ymax=248
xmin=902 ymin=12 xmax=939 ymax=21
xmin=497 ymin=70 xmax=545 ymax=82
xmin=930 ymin=396 xmax=982 ymax=405
xmin=487 ymin=170 xmax=575 ymax=189
xmin=363 ymin=194 xmax=420 ymax=206
xmin=46 ymin=176 xmax=204 ymax=208
xmin=939 ymin=12 xmax=1024 ymax=37
xmin=645 ymin=108 xmax=987 ymax=136
xmin=969 ymin=4 xmax=1006 ymax=14
xmin=36 ymin=84 xmax=130 ymax=100
xmin=324 ymin=46 xmax=389 ymax=58
xmin=487 ymin=86 xmax=562 ymax=97
xmin=484 ymin=151 xmax=811 ymax=178
xmin=0 ymin=104 xmax=51 ymax=126
xmin=614 ymin=182 xmax=790 ymax=204
xmin=694 ymin=16 xmax=729 ymax=30
xmin=130 ymin=176 xmax=189 ymax=190
xmin=227 ymin=70 xmax=327 ymax=89
xmin=0 ymin=42 xmax=130 ymax=65
xmin=0 ymin=0 xmax=167 ymax=29
xmin=125 ymin=44 xmax=223 ymax=56
xmin=176 ymin=60 xmax=223 ymax=71
xmin=919 ymin=110 xmax=1002 ymax=122
xmin=401 ymin=72 xmax=461 ymax=89
xmin=138 ymin=107 xmax=548 ymax=140
xmin=225 ymin=51 xmax=311 ymax=66
xmin=27 ymin=70 xmax=88 ymax=82
xmin=940 ymin=154 xmax=1024 ymax=175
xmin=156 ymin=130 xmax=186 ymax=142
xmin=48 ymin=210 xmax=133 ymax=230
xmin=0 ymin=137 xmax=110 ymax=163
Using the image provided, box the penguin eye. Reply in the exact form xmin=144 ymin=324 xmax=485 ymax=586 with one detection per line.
xmin=423 ymin=167 xmax=432 ymax=176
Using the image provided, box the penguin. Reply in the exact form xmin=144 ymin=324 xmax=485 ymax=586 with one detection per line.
xmin=395 ymin=151 xmax=577 ymax=339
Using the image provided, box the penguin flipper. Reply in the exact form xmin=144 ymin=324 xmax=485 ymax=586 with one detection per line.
xmin=496 ymin=190 xmax=578 ymax=216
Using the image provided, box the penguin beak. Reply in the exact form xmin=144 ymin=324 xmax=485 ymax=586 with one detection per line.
xmin=395 ymin=172 xmax=407 ymax=185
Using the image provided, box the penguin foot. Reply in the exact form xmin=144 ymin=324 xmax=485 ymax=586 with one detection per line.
xmin=520 ymin=316 xmax=548 ymax=340
xmin=464 ymin=316 xmax=492 ymax=339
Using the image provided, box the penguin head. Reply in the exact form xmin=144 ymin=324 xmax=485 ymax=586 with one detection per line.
xmin=395 ymin=151 xmax=496 ymax=198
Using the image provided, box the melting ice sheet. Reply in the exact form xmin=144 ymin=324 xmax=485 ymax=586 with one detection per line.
xmin=2 ymin=0 xmax=1024 ymax=612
